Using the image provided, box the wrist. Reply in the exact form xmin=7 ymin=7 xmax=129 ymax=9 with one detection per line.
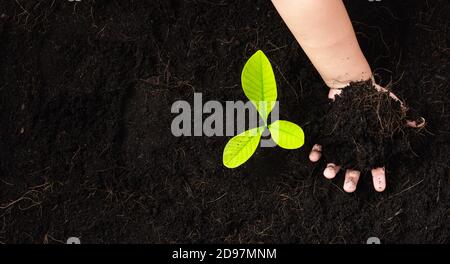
xmin=325 ymin=72 xmax=373 ymax=89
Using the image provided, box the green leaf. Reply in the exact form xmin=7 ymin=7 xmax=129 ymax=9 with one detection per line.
xmin=268 ymin=120 xmax=305 ymax=149
xmin=223 ymin=127 xmax=264 ymax=168
xmin=241 ymin=50 xmax=277 ymax=122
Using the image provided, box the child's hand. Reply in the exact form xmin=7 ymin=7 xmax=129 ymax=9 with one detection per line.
xmin=309 ymin=82 xmax=425 ymax=193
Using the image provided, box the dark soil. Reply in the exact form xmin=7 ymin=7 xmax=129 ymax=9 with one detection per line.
xmin=319 ymin=80 xmax=415 ymax=171
xmin=0 ymin=0 xmax=449 ymax=243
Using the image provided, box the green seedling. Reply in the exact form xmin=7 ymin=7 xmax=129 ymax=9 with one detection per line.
xmin=223 ymin=50 xmax=305 ymax=168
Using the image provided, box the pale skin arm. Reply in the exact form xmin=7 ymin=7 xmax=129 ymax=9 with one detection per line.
xmin=271 ymin=0 xmax=418 ymax=193
xmin=271 ymin=0 xmax=372 ymax=89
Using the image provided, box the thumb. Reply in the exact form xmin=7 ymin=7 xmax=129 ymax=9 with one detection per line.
xmin=328 ymin=88 xmax=342 ymax=100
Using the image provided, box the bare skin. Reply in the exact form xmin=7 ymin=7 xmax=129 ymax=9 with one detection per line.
xmin=271 ymin=0 xmax=425 ymax=192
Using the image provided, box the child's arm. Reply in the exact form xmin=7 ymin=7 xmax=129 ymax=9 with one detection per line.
xmin=271 ymin=0 xmax=372 ymax=89
xmin=272 ymin=0 xmax=425 ymax=193
xmin=271 ymin=0 xmax=382 ymax=192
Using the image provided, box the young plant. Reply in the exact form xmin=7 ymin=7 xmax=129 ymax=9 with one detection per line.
xmin=223 ymin=50 xmax=305 ymax=168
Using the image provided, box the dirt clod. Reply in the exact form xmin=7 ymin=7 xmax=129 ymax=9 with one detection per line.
xmin=319 ymin=81 xmax=416 ymax=170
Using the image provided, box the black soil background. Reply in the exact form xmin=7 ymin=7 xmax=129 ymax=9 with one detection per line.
xmin=0 ymin=0 xmax=448 ymax=243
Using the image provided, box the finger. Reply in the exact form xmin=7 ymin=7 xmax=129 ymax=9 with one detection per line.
xmin=388 ymin=91 xmax=401 ymax=102
xmin=328 ymin=88 xmax=342 ymax=100
xmin=323 ymin=163 xmax=340 ymax=179
xmin=371 ymin=167 xmax=386 ymax=192
xmin=373 ymin=83 xmax=405 ymax=106
xmin=404 ymin=106 xmax=426 ymax=128
xmin=309 ymin=144 xmax=322 ymax=162
xmin=373 ymin=82 xmax=405 ymax=107
xmin=373 ymin=83 xmax=426 ymax=128
xmin=373 ymin=82 xmax=397 ymax=98
xmin=406 ymin=117 xmax=426 ymax=128
xmin=343 ymin=169 xmax=360 ymax=193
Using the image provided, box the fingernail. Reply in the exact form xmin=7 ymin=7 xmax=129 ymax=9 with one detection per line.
xmin=349 ymin=170 xmax=359 ymax=177
xmin=417 ymin=117 xmax=426 ymax=127
xmin=312 ymin=144 xmax=322 ymax=151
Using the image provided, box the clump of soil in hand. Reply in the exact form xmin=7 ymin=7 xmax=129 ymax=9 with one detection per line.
xmin=319 ymin=80 xmax=418 ymax=171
